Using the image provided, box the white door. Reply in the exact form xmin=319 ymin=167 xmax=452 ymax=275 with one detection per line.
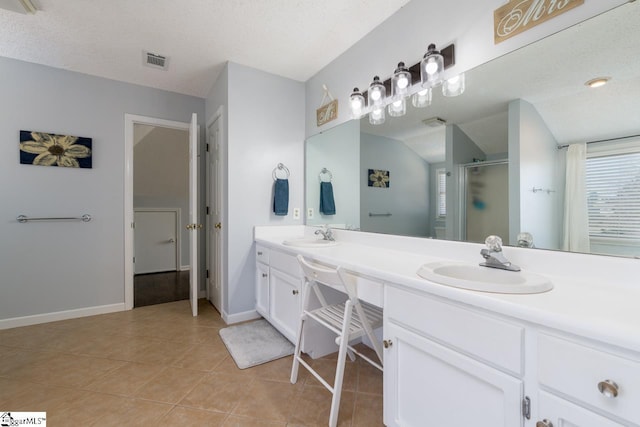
xmin=383 ymin=322 xmax=523 ymax=427
xmin=188 ymin=113 xmax=199 ymax=317
xmin=207 ymin=117 xmax=223 ymax=312
xmin=134 ymin=210 xmax=177 ymax=274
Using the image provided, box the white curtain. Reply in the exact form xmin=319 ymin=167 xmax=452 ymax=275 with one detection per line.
xmin=562 ymin=144 xmax=590 ymax=252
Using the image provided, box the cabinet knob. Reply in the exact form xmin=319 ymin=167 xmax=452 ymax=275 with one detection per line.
xmin=262 ymin=273 xmax=268 ymax=278
xmin=292 ymin=290 xmax=299 ymax=295
xmin=383 ymin=339 xmax=393 ymax=349
xmin=257 ymin=251 xmax=263 ymax=255
xmin=536 ymin=420 xmax=553 ymax=427
xmin=597 ymin=379 xmax=619 ymax=398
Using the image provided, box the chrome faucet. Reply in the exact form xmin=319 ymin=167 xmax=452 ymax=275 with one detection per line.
xmin=480 ymin=235 xmax=520 ymax=272
xmin=314 ymin=226 xmax=335 ymax=241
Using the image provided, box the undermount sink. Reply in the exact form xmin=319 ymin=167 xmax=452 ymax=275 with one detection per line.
xmin=282 ymin=237 xmax=339 ymax=248
xmin=417 ymin=261 xmax=553 ymax=294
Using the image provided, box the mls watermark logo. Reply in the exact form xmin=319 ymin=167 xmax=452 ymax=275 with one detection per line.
xmin=1 ymin=412 xmax=47 ymax=426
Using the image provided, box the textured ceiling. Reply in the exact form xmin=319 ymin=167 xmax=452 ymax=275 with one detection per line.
xmin=0 ymin=0 xmax=411 ymax=97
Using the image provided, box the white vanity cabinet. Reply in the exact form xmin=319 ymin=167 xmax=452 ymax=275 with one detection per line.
xmin=254 ymin=244 xmax=302 ymax=343
xmin=535 ymin=333 xmax=640 ymax=427
xmin=383 ymin=285 xmax=525 ymax=427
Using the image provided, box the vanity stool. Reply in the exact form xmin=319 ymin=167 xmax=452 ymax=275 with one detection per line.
xmin=291 ymin=255 xmax=384 ymax=427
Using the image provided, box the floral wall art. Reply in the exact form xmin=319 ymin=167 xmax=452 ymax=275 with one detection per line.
xmin=20 ymin=130 xmax=92 ymax=168
xmin=368 ymin=169 xmax=390 ymax=188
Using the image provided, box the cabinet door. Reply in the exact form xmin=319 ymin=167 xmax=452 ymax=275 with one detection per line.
xmin=269 ymin=268 xmax=301 ymax=342
xmin=537 ymin=391 xmax=624 ymax=427
xmin=255 ymin=262 xmax=269 ymax=318
xmin=383 ymin=321 xmax=523 ymax=427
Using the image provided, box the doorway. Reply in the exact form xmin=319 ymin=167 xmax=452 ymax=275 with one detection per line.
xmin=461 ymin=160 xmax=509 ymax=243
xmin=124 ymin=114 xmax=200 ymax=314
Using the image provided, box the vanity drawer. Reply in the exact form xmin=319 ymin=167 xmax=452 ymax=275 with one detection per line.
xmin=385 ymin=286 xmax=523 ymax=376
xmin=256 ymin=244 xmax=269 ymax=264
xmin=270 ymin=249 xmax=301 ymax=277
xmin=538 ymin=333 xmax=640 ymax=425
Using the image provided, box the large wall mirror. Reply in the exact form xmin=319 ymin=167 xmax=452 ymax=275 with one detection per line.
xmin=306 ymin=2 xmax=640 ymax=258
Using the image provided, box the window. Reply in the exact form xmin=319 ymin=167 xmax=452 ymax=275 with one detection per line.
xmin=436 ymin=168 xmax=446 ymax=217
xmin=585 ymin=148 xmax=640 ymax=242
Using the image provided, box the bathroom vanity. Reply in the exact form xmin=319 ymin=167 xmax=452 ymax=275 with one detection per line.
xmin=254 ymin=225 xmax=640 ymax=427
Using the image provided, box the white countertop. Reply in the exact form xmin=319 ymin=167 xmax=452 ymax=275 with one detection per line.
xmin=255 ymin=226 xmax=640 ymax=355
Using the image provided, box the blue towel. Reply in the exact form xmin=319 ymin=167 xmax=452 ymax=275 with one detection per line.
xmin=273 ymin=179 xmax=289 ymax=216
xmin=319 ymin=181 xmax=336 ymax=215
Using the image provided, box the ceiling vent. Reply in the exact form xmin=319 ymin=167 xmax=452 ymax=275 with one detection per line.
xmin=143 ymin=51 xmax=169 ymax=70
xmin=422 ymin=117 xmax=446 ymax=127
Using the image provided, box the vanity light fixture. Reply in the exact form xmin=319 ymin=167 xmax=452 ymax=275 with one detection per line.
xmin=442 ymin=73 xmax=466 ymax=97
xmin=391 ymin=62 xmax=412 ymax=97
xmin=348 ymin=43 xmax=456 ymax=125
xmin=585 ymin=77 xmax=610 ymax=88
xmin=370 ymin=106 xmax=386 ymax=125
xmin=412 ymin=87 xmax=432 ymax=108
xmin=349 ymin=87 xmax=366 ymax=119
xmin=421 ymin=44 xmax=445 ymax=87
xmin=368 ymin=76 xmax=386 ymax=108
xmin=388 ymin=97 xmax=407 ymax=117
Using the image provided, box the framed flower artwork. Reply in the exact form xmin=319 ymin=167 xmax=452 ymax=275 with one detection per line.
xmin=20 ymin=130 xmax=92 ymax=168
xmin=368 ymin=169 xmax=390 ymax=188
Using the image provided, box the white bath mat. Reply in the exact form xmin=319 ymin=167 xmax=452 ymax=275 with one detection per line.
xmin=219 ymin=319 xmax=294 ymax=369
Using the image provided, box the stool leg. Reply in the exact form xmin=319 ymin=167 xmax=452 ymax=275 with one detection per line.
xmin=290 ymin=317 xmax=305 ymax=384
xmin=328 ymin=300 xmax=353 ymax=427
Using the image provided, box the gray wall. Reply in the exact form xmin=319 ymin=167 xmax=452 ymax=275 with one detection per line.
xmin=509 ymin=99 xmax=561 ymax=250
xmin=306 ymin=120 xmax=361 ymax=229
xmin=360 ymin=133 xmax=430 ymax=237
xmin=0 ymin=56 xmax=205 ymax=321
xmin=206 ymin=62 xmax=305 ymax=319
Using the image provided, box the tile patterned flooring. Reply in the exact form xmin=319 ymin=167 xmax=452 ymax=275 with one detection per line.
xmin=0 ymin=299 xmax=383 ymax=426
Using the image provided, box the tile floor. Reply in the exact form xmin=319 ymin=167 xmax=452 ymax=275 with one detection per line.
xmin=0 ymin=299 xmax=383 ymax=426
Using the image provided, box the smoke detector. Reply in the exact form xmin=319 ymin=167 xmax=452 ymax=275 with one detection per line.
xmin=422 ymin=117 xmax=446 ymax=127
xmin=142 ymin=51 xmax=169 ymax=70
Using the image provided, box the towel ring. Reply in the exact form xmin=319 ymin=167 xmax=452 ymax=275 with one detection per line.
xmin=319 ymin=167 xmax=333 ymax=182
xmin=272 ymin=163 xmax=290 ymax=181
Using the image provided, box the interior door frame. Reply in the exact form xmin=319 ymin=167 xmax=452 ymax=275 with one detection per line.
xmin=124 ymin=114 xmax=192 ymax=310
xmin=206 ymin=106 xmax=225 ymax=315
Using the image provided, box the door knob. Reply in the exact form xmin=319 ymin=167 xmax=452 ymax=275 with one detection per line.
xmin=214 ymin=222 xmax=222 ymax=229
xmin=168 ymin=238 xmax=175 ymax=243
xmin=292 ymin=289 xmax=299 ymax=295
xmin=536 ymin=420 xmax=553 ymax=427
xmin=597 ymin=380 xmax=619 ymax=398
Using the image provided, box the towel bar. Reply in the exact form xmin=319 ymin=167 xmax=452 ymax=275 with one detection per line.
xmin=272 ymin=163 xmax=290 ymax=181
xmin=17 ymin=214 xmax=92 ymax=223
xmin=368 ymin=212 xmax=392 ymax=217
xmin=319 ymin=167 xmax=333 ymax=182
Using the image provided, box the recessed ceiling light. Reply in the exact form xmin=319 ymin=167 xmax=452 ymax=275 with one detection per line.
xmin=585 ymin=77 xmax=611 ymax=88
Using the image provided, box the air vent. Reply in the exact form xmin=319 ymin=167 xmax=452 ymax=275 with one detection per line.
xmin=422 ymin=117 xmax=446 ymax=127
xmin=142 ymin=51 xmax=169 ymax=70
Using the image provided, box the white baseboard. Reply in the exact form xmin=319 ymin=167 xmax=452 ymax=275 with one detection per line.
xmin=180 ymin=265 xmax=190 ymax=271
xmin=223 ymin=308 xmax=261 ymax=325
xmin=0 ymin=303 xmax=126 ymax=330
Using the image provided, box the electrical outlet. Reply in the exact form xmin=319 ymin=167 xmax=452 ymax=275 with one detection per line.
xmin=307 ymin=208 xmax=314 ymax=219
xmin=293 ymin=208 xmax=300 ymax=220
